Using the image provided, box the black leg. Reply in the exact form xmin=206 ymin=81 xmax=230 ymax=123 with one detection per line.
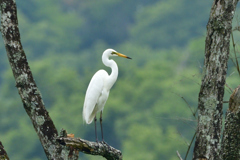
xmin=94 ymin=116 xmax=98 ymax=142
xmin=100 ymin=111 xmax=104 ymax=142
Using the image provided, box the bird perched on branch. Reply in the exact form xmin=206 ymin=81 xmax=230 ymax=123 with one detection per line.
xmin=82 ymin=48 xmax=131 ymax=142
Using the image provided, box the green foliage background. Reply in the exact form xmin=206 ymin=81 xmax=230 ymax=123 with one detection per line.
xmin=0 ymin=0 xmax=239 ymax=159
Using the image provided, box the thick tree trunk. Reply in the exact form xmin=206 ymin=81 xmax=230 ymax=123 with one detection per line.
xmin=0 ymin=141 xmax=9 ymax=160
xmin=0 ymin=1 xmax=79 ymax=159
xmin=0 ymin=1 xmax=122 ymax=159
xmin=193 ymin=0 xmax=239 ymax=160
xmin=221 ymin=85 xmax=240 ymax=159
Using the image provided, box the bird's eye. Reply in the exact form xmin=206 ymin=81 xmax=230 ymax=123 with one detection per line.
xmin=111 ymin=52 xmax=116 ymax=55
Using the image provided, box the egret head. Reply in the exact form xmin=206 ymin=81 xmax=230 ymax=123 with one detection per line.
xmin=103 ymin=48 xmax=132 ymax=59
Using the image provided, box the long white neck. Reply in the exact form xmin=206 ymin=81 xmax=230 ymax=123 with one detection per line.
xmin=102 ymin=54 xmax=118 ymax=90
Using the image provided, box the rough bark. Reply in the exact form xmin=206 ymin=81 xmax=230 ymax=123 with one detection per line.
xmin=193 ymin=0 xmax=239 ymax=160
xmin=0 ymin=141 xmax=9 ymax=160
xmin=0 ymin=1 xmax=122 ymax=159
xmin=221 ymin=85 xmax=240 ymax=159
xmin=57 ymin=135 xmax=122 ymax=160
xmin=0 ymin=1 xmax=79 ymax=159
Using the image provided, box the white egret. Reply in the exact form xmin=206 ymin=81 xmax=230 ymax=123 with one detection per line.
xmin=82 ymin=48 xmax=131 ymax=142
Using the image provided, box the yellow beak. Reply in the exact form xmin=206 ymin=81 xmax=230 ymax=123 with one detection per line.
xmin=116 ymin=52 xmax=132 ymax=59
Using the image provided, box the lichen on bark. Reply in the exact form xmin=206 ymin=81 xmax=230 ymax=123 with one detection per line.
xmin=221 ymin=85 xmax=240 ymax=159
xmin=193 ymin=0 xmax=239 ymax=160
xmin=0 ymin=0 xmax=79 ymax=159
xmin=0 ymin=0 xmax=121 ymax=159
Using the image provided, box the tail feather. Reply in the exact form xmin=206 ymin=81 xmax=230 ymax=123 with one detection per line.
xmin=83 ymin=108 xmax=95 ymax=124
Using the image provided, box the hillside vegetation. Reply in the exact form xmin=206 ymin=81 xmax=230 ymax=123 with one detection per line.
xmin=0 ymin=1 xmax=239 ymax=160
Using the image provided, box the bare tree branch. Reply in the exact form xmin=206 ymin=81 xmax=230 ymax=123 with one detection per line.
xmin=0 ymin=141 xmax=9 ymax=160
xmin=57 ymin=135 xmax=122 ymax=160
xmin=193 ymin=0 xmax=239 ymax=159
xmin=0 ymin=0 xmax=79 ymax=159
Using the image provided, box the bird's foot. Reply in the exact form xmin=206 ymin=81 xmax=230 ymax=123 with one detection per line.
xmin=100 ymin=140 xmax=109 ymax=146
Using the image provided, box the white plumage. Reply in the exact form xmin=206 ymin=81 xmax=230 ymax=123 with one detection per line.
xmin=82 ymin=48 xmax=131 ymax=141
xmin=83 ymin=69 xmax=110 ymax=124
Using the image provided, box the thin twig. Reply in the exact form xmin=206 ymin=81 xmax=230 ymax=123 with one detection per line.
xmin=177 ymin=130 xmax=190 ymax=146
xmin=231 ymin=31 xmax=240 ymax=76
xmin=176 ymin=150 xmax=184 ymax=160
xmin=158 ymin=116 xmax=196 ymax=130
xmin=229 ymin=55 xmax=237 ymax=69
xmin=225 ymin=83 xmax=234 ymax=93
xmin=180 ymin=75 xmax=201 ymax=86
xmin=172 ymin=91 xmax=196 ymax=118
xmin=184 ymin=131 xmax=197 ymax=160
